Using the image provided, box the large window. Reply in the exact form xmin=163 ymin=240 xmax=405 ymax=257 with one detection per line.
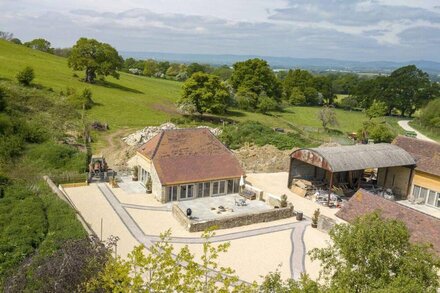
xmin=167 ymin=186 xmax=178 ymax=201
xmin=412 ymin=185 xmax=440 ymax=208
xmin=212 ymin=180 xmax=227 ymax=196
xmin=197 ymin=182 xmax=211 ymax=197
xmin=179 ymin=184 xmax=194 ymax=200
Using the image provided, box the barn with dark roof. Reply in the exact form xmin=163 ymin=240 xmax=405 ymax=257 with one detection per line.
xmin=131 ymin=128 xmax=244 ymax=203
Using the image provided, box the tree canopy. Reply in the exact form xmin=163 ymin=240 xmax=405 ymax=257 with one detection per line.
xmin=68 ymin=38 xmax=123 ymax=83
xmin=310 ymin=212 xmax=440 ymax=292
xmin=24 ymin=38 xmax=54 ymax=54
xmin=177 ymin=72 xmax=231 ymax=115
xmin=230 ymin=58 xmax=282 ymax=110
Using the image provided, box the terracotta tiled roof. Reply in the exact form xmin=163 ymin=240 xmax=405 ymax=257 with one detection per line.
xmin=336 ymin=189 xmax=440 ymax=254
xmin=393 ymin=136 xmax=440 ymax=177
xmin=137 ymin=128 xmax=244 ymax=185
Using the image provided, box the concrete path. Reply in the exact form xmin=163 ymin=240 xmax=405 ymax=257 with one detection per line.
xmin=290 ymin=222 xmax=308 ymax=279
xmin=398 ymin=120 xmax=435 ymax=142
xmin=97 ymin=183 xmax=153 ymax=247
xmin=97 ymin=182 xmax=309 ymax=280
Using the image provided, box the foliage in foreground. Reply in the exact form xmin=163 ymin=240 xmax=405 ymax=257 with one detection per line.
xmin=86 ymin=228 xmax=256 ymax=292
xmin=419 ymin=98 xmax=440 ymax=129
xmin=220 ymin=121 xmax=312 ymax=150
xmin=310 ymin=212 xmax=440 ymax=292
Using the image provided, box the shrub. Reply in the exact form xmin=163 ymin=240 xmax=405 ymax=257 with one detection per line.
xmin=16 ymin=66 xmax=35 ymax=86
xmin=419 ymin=98 xmax=440 ymax=128
xmin=66 ymin=88 xmax=94 ymax=110
xmin=358 ymin=120 xmax=396 ymax=143
xmin=257 ymin=93 xmax=278 ymax=113
xmin=220 ymin=121 xmax=312 ymax=150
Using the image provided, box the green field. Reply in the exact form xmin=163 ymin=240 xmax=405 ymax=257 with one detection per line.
xmin=0 ymin=40 xmax=405 ymax=145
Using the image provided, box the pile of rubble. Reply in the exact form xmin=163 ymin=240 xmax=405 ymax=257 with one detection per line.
xmin=122 ymin=123 xmax=222 ymax=146
xmin=233 ymin=144 xmax=296 ymax=173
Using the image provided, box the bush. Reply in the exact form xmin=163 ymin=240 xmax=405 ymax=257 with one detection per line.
xmin=340 ymin=95 xmax=358 ymax=110
xmin=220 ymin=121 xmax=312 ymax=150
xmin=16 ymin=67 xmax=35 ymax=86
xmin=419 ymin=98 xmax=440 ymax=128
xmin=66 ymin=88 xmax=94 ymax=110
xmin=358 ymin=120 xmax=396 ymax=143
xmin=257 ymin=93 xmax=278 ymax=113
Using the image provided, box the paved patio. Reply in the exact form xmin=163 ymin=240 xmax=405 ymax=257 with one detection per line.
xmin=177 ymin=195 xmax=272 ymax=221
xmin=117 ymin=175 xmax=146 ymax=194
xmin=398 ymin=200 xmax=440 ymax=219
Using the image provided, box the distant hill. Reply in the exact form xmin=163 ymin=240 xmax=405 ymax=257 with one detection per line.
xmin=121 ymin=51 xmax=440 ymax=75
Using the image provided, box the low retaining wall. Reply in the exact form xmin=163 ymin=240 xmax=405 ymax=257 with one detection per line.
xmin=173 ymin=204 xmax=294 ymax=232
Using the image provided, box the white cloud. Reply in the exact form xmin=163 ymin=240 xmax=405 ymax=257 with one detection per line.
xmin=0 ymin=0 xmax=439 ymax=61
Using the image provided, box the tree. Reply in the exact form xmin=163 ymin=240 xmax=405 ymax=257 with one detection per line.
xmin=314 ymin=75 xmax=336 ymax=105
xmin=317 ymin=106 xmax=338 ymax=131
xmin=68 ymin=38 xmax=123 ymax=83
xmin=310 ymin=212 xmax=440 ymax=292
xmin=257 ymin=92 xmax=278 ymax=113
xmin=53 ymin=47 xmax=71 ymax=57
xmin=304 ymin=87 xmax=320 ymax=105
xmin=143 ymin=59 xmax=159 ymax=77
xmin=187 ymin=63 xmax=211 ymax=76
xmin=419 ymin=98 xmax=440 ymax=128
xmin=259 ymin=270 xmax=320 ymax=293
xmin=340 ymin=95 xmax=358 ymax=110
xmin=24 ymin=38 xmax=54 ymax=53
xmin=289 ymin=87 xmax=306 ymax=105
xmin=230 ymin=58 xmax=282 ymax=103
xmin=0 ymin=31 xmax=13 ymax=41
xmin=212 ymin=65 xmax=233 ymax=80
xmin=283 ymin=69 xmax=315 ymax=99
xmin=165 ymin=63 xmax=182 ymax=77
xmin=235 ymin=87 xmax=258 ymax=111
xmin=177 ymin=72 xmax=231 ymax=115
xmin=16 ymin=66 xmax=35 ymax=86
xmin=365 ymin=100 xmax=387 ymax=120
xmin=10 ymin=38 xmax=22 ymax=45
xmin=387 ymin=65 xmax=435 ymax=117
xmin=359 ymin=120 xmax=396 ymax=143
xmin=66 ymin=88 xmax=94 ymax=110
xmin=86 ymin=229 xmax=255 ymax=292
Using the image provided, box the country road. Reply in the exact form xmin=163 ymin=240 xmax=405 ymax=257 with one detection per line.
xmin=397 ymin=120 xmax=436 ymax=143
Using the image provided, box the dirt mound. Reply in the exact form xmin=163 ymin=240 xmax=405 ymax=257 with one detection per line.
xmin=233 ymin=144 xmax=295 ymax=173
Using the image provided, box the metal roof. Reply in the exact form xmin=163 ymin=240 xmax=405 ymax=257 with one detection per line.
xmin=291 ymin=143 xmax=416 ymax=172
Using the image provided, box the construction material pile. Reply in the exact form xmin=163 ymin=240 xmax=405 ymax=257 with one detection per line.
xmin=122 ymin=123 xmax=222 ymax=146
xmin=233 ymin=144 xmax=296 ymax=173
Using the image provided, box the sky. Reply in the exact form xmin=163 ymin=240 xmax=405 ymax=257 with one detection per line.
xmin=1 ymin=0 xmax=440 ymax=62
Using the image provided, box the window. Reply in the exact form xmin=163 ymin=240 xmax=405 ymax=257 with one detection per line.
xmin=197 ymin=183 xmax=203 ymax=198
xmin=427 ymin=190 xmax=436 ymax=206
xmin=203 ymin=182 xmax=210 ymax=197
xmin=187 ymin=185 xmax=194 ymax=198
xmin=412 ymin=184 xmax=440 ymax=209
xmin=233 ymin=179 xmax=239 ymax=193
xmin=167 ymin=186 xmax=178 ymax=201
xmin=227 ymin=180 xmax=233 ymax=194
xmin=219 ymin=181 xmax=225 ymax=194
xmin=213 ymin=182 xmax=219 ymax=195
xmin=180 ymin=185 xmax=187 ymax=199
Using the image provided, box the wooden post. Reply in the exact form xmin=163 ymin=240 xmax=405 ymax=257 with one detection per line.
xmin=382 ymin=167 xmax=389 ymax=196
xmin=406 ymin=167 xmax=415 ymax=200
xmin=328 ymin=172 xmax=334 ymax=207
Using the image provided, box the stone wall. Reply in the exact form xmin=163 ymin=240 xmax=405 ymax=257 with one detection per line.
xmin=317 ymin=214 xmax=337 ymax=233
xmin=173 ymin=204 xmax=294 ymax=232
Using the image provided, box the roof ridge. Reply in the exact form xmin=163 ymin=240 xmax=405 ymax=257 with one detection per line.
xmin=151 ymin=131 xmax=165 ymax=159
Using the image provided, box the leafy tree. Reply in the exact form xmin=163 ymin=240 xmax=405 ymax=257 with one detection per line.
xmin=366 ymin=100 xmax=387 ymax=120
xmin=257 ymin=92 xmax=278 ymax=113
xmin=16 ymin=66 xmax=35 ymax=86
xmin=66 ymin=88 xmax=94 ymax=110
xmin=388 ymin=65 xmax=435 ymax=117
xmin=212 ymin=65 xmax=233 ymax=80
xmin=187 ymin=62 xmax=211 ymax=76
xmin=24 ymin=38 xmax=54 ymax=53
xmin=143 ymin=59 xmax=159 ymax=77
xmin=10 ymin=38 xmax=22 ymax=45
xmin=317 ymin=106 xmax=338 ymax=131
xmin=157 ymin=61 xmax=170 ymax=75
xmin=177 ymin=72 xmax=231 ymax=115
xmin=235 ymin=87 xmax=258 ymax=111
xmin=340 ymin=95 xmax=358 ymax=110
xmin=283 ymin=69 xmax=315 ymax=99
xmin=260 ymin=270 xmax=320 ymax=293
xmin=289 ymin=87 xmax=306 ymax=105
xmin=314 ymin=75 xmax=336 ymax=105
xmin=303 ymin=87 xmax=320 ymax=105
xmin=68 ymin=38 xmax=123 ymax=83
xmin=166 ymin=63 xmax=182 ymax=77
xmin=419 ymin=98 xmax=440 ymax=128
xmin=53 ymin=47 xmax=72 ymax=57
xmin=310 ymin=212 xmax=440 ymax=292
xmin=230 ymin=58 xmax=282 ymax=103
xmin=86 ymin=229 xmax=256 ymax=292
xmin=359 ymin=120 xmax=396 ymax=143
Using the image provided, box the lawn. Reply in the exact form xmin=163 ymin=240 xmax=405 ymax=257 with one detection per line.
xmin=0 ymin=40 xmax=181 ymax=129
xmin=0 ymin=40 xmax=404 ymax=146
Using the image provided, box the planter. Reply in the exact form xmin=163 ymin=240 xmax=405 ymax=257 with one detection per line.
xmin=146 ymin=189 xmax=152 ymax=194
xmin=311 ymin=223 xmax=318 ymax=228
xmin=132 ymin=176 xmax=138 ymax=181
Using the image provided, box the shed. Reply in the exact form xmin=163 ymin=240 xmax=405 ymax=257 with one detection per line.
xmin=288 ymin=144 xmax=416 ymax=205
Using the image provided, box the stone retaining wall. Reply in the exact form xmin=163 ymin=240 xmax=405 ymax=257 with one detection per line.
xmin=172 ymin=204 xmax=294 ymax=232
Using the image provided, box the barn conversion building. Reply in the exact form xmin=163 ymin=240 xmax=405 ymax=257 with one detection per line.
xmin=130 ymin=128 xmax=244 ymax=203
xmin=393 ymin=136 xmax=440 ymax=210
xmin=288 ymin=144 xmax=416 ymax=204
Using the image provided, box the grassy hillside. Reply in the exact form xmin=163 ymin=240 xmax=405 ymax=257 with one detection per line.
xmin=0 ymin=40 xmax=181 ymax=129
xmin=0 ymin=40 xmax=404 ymax=145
